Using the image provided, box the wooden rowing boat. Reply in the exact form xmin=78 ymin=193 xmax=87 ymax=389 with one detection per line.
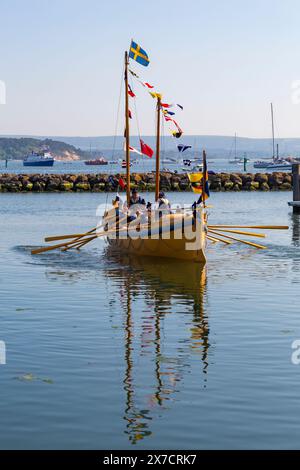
xmin=104 ymin=50 xmax=207 ymax=263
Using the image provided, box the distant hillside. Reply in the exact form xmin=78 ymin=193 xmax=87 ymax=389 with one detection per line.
xmin=0 ymin=138 xmax=88 ymax=160
xmin=2 ymin=135 xmax=300 ymax=158
xmin=2 ymin=135 xmax=300 ymax=159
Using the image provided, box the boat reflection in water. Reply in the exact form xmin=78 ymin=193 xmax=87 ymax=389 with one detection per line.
xmin=104 ymin=251 xmax=209 ymax=444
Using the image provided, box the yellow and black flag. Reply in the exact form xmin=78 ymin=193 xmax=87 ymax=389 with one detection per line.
xmin=188 ymin=172 xmax=205 ymax=194
xmin=188 ymin=151 xmax=210 ymax=201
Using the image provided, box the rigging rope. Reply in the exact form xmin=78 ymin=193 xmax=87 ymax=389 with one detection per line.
xmin=129 ymin=74 xmax=147 ymax=175
xmin=105 ymin=62 xmax=124 ymax=209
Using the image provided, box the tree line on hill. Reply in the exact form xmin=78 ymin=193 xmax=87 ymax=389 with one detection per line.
xmin=0 ymin=138 xmax=88 ymax=160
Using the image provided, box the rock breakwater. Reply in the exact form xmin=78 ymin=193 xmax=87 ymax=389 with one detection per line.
xmin=0 ymin=172 xmax=292 ymax=192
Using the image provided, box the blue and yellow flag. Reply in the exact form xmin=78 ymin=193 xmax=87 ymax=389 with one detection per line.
xmin=129 ymin=41 xmax=150 ymax=67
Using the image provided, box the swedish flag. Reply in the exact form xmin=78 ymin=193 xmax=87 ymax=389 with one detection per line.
xmin=129 ymin=41 xmax=150 ymax=67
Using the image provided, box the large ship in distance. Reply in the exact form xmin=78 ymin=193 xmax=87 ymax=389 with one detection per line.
xmin=23 ymin=148 xmax=55 ymax=167
xmin=84 ymin=157 xmax=108 ymax=165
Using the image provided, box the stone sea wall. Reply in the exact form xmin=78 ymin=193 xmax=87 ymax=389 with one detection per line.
xmin=0 ymin=171 xmax=293 ymax=192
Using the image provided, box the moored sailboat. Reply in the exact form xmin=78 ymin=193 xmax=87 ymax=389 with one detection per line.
xmin=254 ymin=103 xmax=292 ymax=170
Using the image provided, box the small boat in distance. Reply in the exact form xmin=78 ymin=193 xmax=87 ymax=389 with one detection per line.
xmin=253 ymin=160 xmax=271 ymax=169
xmin=228 ymin=133 xmax=243 ymax=164
xmin=161 ymin=157 xmax=177 ymax=164
xmin=84 ymin=157 xmax=108 ymax=165
xmin=254 ymin=104 xmax=291 ymax=170
xmin=23 ymin=149 xmax=54 ymax=167
xmin=121 ymin=159 xmax=132 ymax=168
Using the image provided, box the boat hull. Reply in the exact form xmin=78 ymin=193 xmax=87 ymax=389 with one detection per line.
xmin=105 ymin=212 xmax=206 ymax=263
xmin=23 ymin=160 xmax=54 ymax=167
xmin=108 ymin=237 xmax=206 ymax=263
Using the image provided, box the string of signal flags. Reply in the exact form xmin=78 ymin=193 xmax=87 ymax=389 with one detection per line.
xmin=127 ymin=40 xmax=207 ymax=198
xmin=127 ymin=39 xmax=186 ymax=157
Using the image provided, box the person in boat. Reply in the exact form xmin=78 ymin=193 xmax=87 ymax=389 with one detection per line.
xmin=157 ymin=191 xmax=171 ymax=217
xmin=138 ymin=201 xmax=152 ymax=225
xmin=129 ymin=188 xmax=146 ymax=207
xmin=127 ymin=188 xmax=146 ymax=223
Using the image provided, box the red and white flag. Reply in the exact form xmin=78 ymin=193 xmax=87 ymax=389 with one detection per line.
xmin=141 ymin=81 xmax=154 ymax=89
xmin=161 ymin=102 xmax=174 ymax=108
xmin=140 ymin=139 xmax=153 ymax=158
xmin=123 ymin=141 xmax=142 ymax=155
xmin=128 ymin=84 xmax=135 ymax=98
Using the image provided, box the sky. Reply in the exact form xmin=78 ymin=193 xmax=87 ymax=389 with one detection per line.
xmin=1 ymin=0 xmax=300 ymax=138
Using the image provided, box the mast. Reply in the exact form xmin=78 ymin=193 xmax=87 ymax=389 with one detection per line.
xmin=271 ymin=103 xmax=275 ymax=160
xmin=234 ymin=133 xmax=237 ymax=160
xmin=124 ymin=51 xmax=131 ymax=206
xmin=202 ymin=149 xmax=207 ymax=209
xmin=155 ymin=96 xmax=161 ymax=201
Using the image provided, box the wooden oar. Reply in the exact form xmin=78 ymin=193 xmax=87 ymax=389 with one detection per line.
xmin=45 ymin=233 xmax=86 ymax=242
xmin=75 ymin=237 xmax=98 ymax=250
xmin=207 ymin=235 xmax=218 ymax=244
xmin=208 ymin=229 xmax=267 ymax=249
xmin=31 ymin=238 xmax=86 ymax=255
xmin=208 ymin=225 xmax=289 ymax=230
xmin=207 ymin=234 xmax=232 ymax=244
xmin=208 ymin=228 xmax=266 ymax=238
xmin=62 ymin=235 xmax=98 ymax=251
xmin=44 ymin=212 xmax=127 ymax=243
xmin=63 ymin=217 xmax=147 ymax=252
xmin=33 ymin=226 xmax=112 ymax=255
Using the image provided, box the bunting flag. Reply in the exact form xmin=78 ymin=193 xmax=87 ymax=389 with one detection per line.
xmin=177 ymin=104 xmax=183 ymax=110
xmin=140 ymin=139 xmax=153 ymax=158
xmin=162 ymin=109 xmax=176 ymax=116
xmin=201 ymin=150 xmax=210 ymax=202
xmin=128 ymin=109 xmax=132 ymax=119
xmin=123 ymin=141 xmax=142 ymax=154
xmin=128 ymin=84 xmax=135 ymax=98
xmin=123 ymin=142 xmax=142 ymax=154
xmin=172 ymin=130 xmax=183 ymax=138
xmin=188 ymin=173 xmax=205 ymax=194
xmin=129 ymin=41 xmax=150 ymax=67
xmin=161 ymin=102 xmax=174 ymax=108
xmin=141 ymin=81 xmax=154 ymax=89
xmin=178 ymin=145 xmax=192 ymax=153
xmin=118 ymin=177 xmax=126 ymax=190
xmin=164 ymin=116 xmax=181 ymax=131
xmin=129 ymin=69 xmax=139 ymax=78
xmin=149 ymin=91 xmax=162 ymax=100
xmin=187 ymin=172 xmax=210 ymax=199
xmin=130 ymin=145 xmax=142 ymax=155
xmin=173 ymin=119 xmax=182 ymax=132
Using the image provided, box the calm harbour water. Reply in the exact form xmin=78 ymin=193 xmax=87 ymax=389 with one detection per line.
xmin=1 ymin=191 xmax=300 ymax=449
xmin=1 ymin=157 xmax=275 ymax=175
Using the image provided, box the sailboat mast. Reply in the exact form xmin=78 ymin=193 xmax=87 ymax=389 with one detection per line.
xmin=124 ymin=51 xmax=131 ymax=206
xmin=234 ymin=133 xmax=237 ymax=160
xmin=271 ymin=102 xmax=275 ymax=160
xmin=155 ymin=96 xmax=161 ymax=201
